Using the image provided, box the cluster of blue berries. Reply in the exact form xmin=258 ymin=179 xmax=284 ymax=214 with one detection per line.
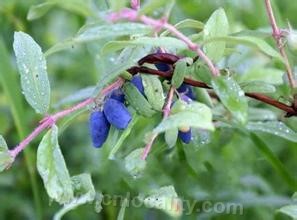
xmin=89 ymin=58 xmax=197 ymax=148
xmin=89 ymin=75 xmax=144 ymax=148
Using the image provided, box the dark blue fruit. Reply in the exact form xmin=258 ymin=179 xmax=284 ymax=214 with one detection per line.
xmin=103 ymin=98 xmax=132 ymax=129
xmin=110 ymin=89 xmax=125 ymax=103
xmin=155 ymin=62 xmax=170 ymax=72
xmin=177 ymin=83 xmax=196 ymax=100
xmin=178 ymin=129 xmax=192 ymax=144
xmin=89 ymin=111 xmax=110 ymax=148
xmin=131 ymin=75 xmax=145 ymax=95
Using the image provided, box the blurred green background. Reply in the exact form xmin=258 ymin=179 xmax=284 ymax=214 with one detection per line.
xmin=1 ymin=0 xmax=297 ymax=219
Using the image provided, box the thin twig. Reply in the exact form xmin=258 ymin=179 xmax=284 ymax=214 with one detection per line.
xmin=264 ymin=0 xmax=296 ymax=88
xmin=108 ymin=8 xmax=220 ymax=77
xmin=128 ymin=65 xmax=297 ymax=116
xmin=141 ymin=86 xmax=175 ymax=160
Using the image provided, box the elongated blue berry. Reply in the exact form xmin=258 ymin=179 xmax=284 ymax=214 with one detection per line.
xmin=110 ymin=89 xmax=125 ymax=103
xmin=178 ymin=129 xmax=192 ymax=144
xmin=155 ymin=62 xmax=170 ymax=72
xmin=177 ymin=83 xmax=196 ymax=100
xmin=89 ymin=111 xmax=110 ymax=148
xmin=131 ymin=75 xmax=145 ymax=95
xmin=103 ymin=98 xmax=132 ymax=129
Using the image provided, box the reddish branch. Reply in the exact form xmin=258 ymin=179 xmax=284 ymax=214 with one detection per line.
xmin=128 ymin=53 xmax=297 ymax=117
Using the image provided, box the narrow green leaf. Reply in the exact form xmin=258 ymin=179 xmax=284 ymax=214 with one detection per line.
xmin=247 ymin=121 xmax=297 ymax=142
xmin=278 ymin=205 xmax=297 ymax=219
xmin=203 ymin=36 xmax=284 ymax=62
xmin=13 ymin=31 xmax=50 ymax=114
xmin=250 ymin=134 xmax=297 ymax=189
xmin=54 ymin=173 xmax=96 ymax=220
xmin=240 ymin=67 xmax=284 ymax=84
xmin=142 ymin=185 xmax=182 ymax=218
xmin=153 ymin=101 xmax=214 ymax=134
xmin=93 ymin=46 xmax=150 ymax=96
xmin=142 ymin=75 xmax=165 ymax=111
xmin=117 ymin=198 xmax=129 ymax=220
xmin=165 ymin=129 xmax=178 ymax=148
xmin=0 ymin=135 xmax=13 ymax=172
xmin=124 ymin=148 xmax=147 ymax=178
xmin=248 ymin=108 xmax=277 ymax=121
xmin=241 ymin=81 xmax=276 ymax=93
xmin=46 ymin=23 xmax=152 ymax=56
xmin=123 ymin=82 xmax=156 ymax=117
xmin=195 ymin=88 xmax=214 ymax=108
xmin=203 ymin=8 xmax=229 ymax=62
xmin=211 ymin=76 xmax=248 ymax=124
xmin=27 ymin=2 xmax=55 ymax=20
xmin=37 ymin=125 xmax=73 ymax=204
xmin=101 ymin=37 xmax=187 ymax=55
xmin=109 ymin=115 xmax=139 ymax=160
xmin=172 ymin=59 xmax=187 ymax=88
xmin=161 ymin=19 xmax=204 ymax=36
xmin=139 ymin=0 xmax=174 ymax=15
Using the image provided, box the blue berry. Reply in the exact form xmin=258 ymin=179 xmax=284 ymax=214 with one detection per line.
xmin=131 ymin=75 xmax=145 ymax=95
xmin=178 ymin=129 xmax=192 ymax=144
xmin=110 ymin=89 xmax=125 ymax=103
xmin=155 ymin=62 xmax=170 ymax=72
xmin=89 ymin=111 xmax=110 ymax=148
xmin=103 ymin=98 xmax=132 ymax=129
xmin=177 ymin=83 xmax=196 ymax=100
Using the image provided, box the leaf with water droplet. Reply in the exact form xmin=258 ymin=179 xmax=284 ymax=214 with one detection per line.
xmin=212 ymin=76 xmax=248 ymax=125
xmin=54 ymin=173 xmax=96 ymax=220
xmin=37 ymin=125 xmax=73 ymax=204
xmin=203 ymin=8 xmax=229 ymax=62
xmin=13 ymin=31 xmax=50 ymax=114
xmin=0 ymin=135 xmax=14 ymax=172
xmin=153 ymin=101 xmax=214 ymax=135
xmin=124 ymin=148 xmax=146 ymax=178
xmin=247 ymin=121 xmax=297 ymax=142
xmin=140 ymin=185 xmax=182 ymax=218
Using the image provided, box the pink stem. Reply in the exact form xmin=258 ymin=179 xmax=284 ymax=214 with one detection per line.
xmin=9 ymin=78 xmax=124 ymax=160
xmin=141 ymin=86 xmax=175 ymax=160
xmin=264 ymin=0 xmax=296 ymax=88
xmin=108 ymin=9 xmax=220 ymax=77
xmin=131 ymin=0 xmax=140 ymax=10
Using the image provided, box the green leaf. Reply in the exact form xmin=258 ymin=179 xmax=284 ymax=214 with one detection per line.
xmin=172 ymin=59 xmax=188 ymax=88
xmin=278 ymin=205 xmax=297 ymax=219
xmin=27 ymin=2 xmax=55 ymax=20
xmin=0 ymin=135 xmax=13 ymax=172
xmin=117 ymin=198 xmax=129 ymax=220
xmin=241 ymin=81 xmax=276 ymax=93
xmin=109 ymin=115 xmax=139 ymax=160
xmin=203 ymin=36 xmax=284 ymax=62
xmin=195 ymin=88 xmax=214 ymax=107
xmin=123 ymin=82 xmax=156 ymax=117
xmin=37 ymin=125 xmax=73 ymax=204
xmin=203 ymin=8 xmax=229 ymax=62
xmin=165 ymin=129 xmax=178 ymax=148
xmin=211 ymin=76 xmax=248 ymax=124
xmin=153 ymin=101 xmax=214 ymax=134
xmin=247 ymin=121 xmax=297 ymax=142
xmin=142 ymin=75 xmax=165 ymax=111
xmin=161 ymin=19 xmax=204 ymax=36
xmin=250 ymin=134 xmax=297 ymax=189
xmin=139 ymin=0 xmax=174 ymax=15
xmin=124 ymin=148 xmax=147 ymax=178
xmin=93 ymin=46 xmax=150 ymax=96
xmin=248 ymin=108 xmax=277 ymax=121
xmin=101 ymin=37 xmax=187 ymax=55
xmin=54 ymin=173 xmax=96 ymax=220
xmin=46 ymin=23 xmax=152 ymax=56
xmin=240 ymin=67 xmax=284 ymax=84
xmin=142 ymin=185 xmax=182 ymax=217
xmin=13 ymin=31 xmax=51 ymax=114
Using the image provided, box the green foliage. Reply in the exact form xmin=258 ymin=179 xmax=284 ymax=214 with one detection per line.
xmin=2 ymin=0 xmax=297 ymax=219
